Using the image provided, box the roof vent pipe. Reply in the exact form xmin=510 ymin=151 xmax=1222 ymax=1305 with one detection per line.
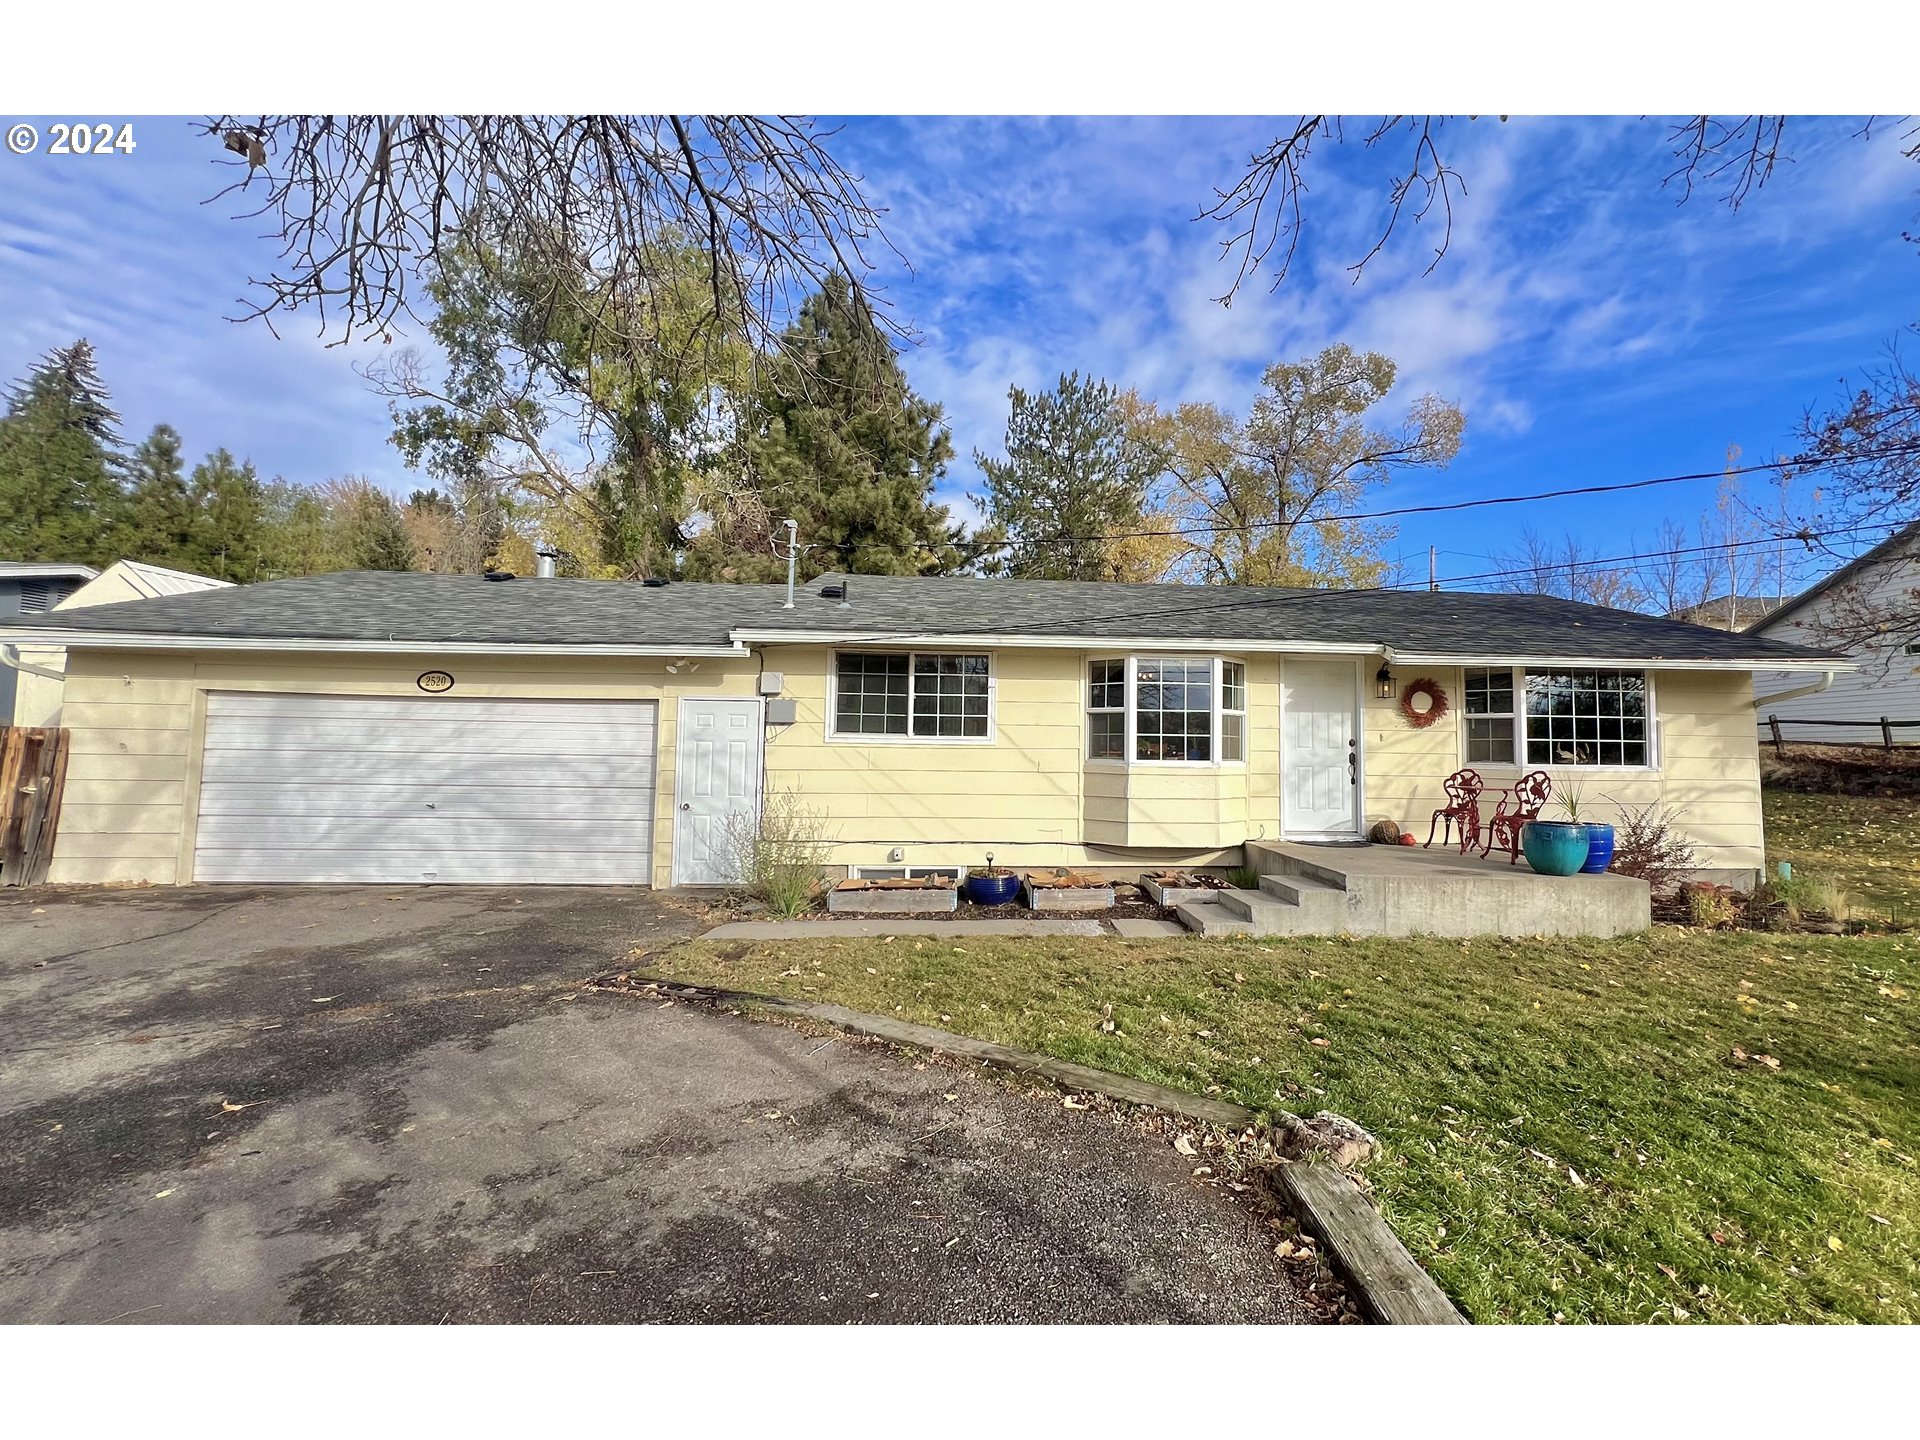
xmin=778 ymin=519 xmax=799 ymax=609
xmin=534 ymin=547 xmax=558 ymax=579
xmin=838 ymin=576 xmax=851 ymax=610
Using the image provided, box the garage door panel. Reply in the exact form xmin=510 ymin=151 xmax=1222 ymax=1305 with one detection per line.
xmin=199 ymin=748 xmax=655 ymax=788
xmin=193 ymin=692 xmax=660 ymax=885
xmin=194 ymin=816 xmax=655 ymax=849
xmin=202 ymin=718 xmax=655 ymax=756
xmin=197 ymin=781 xmax=651 ymax=821
xmin=191 ymin=851 xmax=654 ymax=884
xmin=205 ymin=694 xmax=653 ymax=727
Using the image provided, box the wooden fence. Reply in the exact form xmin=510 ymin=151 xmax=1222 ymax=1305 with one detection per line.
xmin=1762 ymin=714 xmax=1920 ymax=755
xmin=0 ymin=726 xmax=70 ymax=887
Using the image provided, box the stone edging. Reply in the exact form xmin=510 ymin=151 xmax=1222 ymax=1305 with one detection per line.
xmin=605 ymin=971 xmax=1465 ymax=1325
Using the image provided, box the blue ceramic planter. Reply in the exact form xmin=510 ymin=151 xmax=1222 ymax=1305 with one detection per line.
xmin=1581 ymin=822 xmax=1616 ymax=875
xmin=1521 ymin=820 xmax=1590 ymax=877
xmin=964 ymin=872 xmax=1021 ymax=906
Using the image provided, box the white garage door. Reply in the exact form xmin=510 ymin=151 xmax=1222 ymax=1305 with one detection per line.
xmin=194 ymin=692 xmax=658 ymax=884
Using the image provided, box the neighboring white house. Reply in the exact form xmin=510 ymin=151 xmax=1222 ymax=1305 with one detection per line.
xmin=1747 ymin=521 xmax=1920 ymax=744
xmin=3 ymin=560 xmax=230 ymax=726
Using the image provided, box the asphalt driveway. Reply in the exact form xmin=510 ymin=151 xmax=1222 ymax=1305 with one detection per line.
xmin=0 ymin=885 xmax=1313 ymax=1323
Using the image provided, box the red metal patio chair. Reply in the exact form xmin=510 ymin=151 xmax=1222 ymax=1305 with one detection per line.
xmin=1426 ymin=769 xmax=1485 ymax=852
xmin=1482 ymin=770 xmax=1553 ymax=864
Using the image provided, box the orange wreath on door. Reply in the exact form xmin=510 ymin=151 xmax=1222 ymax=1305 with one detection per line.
xmin=1400 ymin=678 xmax=1449 ymax=728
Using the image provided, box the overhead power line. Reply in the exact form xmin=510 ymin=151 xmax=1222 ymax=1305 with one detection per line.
xmin=821 ymin=438 xmax=1920 ymax=560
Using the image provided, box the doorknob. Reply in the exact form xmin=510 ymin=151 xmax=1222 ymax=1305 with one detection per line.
xmin=681 ymin=802 xmax=692 ymax=811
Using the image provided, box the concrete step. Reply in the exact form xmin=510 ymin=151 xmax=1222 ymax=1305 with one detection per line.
xmin=1214 ymin=886 xmax=1300 ymax=926
xmin=1248 ymin=842 xmax=1353 ymax=891
xmin=1257 ymin=872 xmax=1351 ymax=930
xmin=1173 ymin=900 xmax=1254 ymax=937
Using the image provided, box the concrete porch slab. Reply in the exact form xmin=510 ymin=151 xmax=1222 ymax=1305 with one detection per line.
xmin=1240 ymin=840 xmax=1650 ymax=938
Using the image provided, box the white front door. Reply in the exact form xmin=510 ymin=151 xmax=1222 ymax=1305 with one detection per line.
xmin=673 ymin=697 xmax=763 ymax=885
xmin=1282 ymin=659 xmax=1361 ymax=837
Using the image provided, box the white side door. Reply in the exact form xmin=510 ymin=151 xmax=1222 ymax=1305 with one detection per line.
xmin=1282 ymin=659 xmax=1361 ymax=838
xmin=673 ymin=697 xmax=763 ymax=885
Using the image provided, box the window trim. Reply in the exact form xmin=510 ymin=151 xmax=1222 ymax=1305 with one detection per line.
xmin=826 ymin=649 xmax=997 ymax=745
xmin=1085 ymin=654 xmax=1249 ymax=769
xmin=1457 ymin=664 xmax=1661 ymax=772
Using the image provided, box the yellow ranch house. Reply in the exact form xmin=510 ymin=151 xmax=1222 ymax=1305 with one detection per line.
xmin=0 ymin=569 xmax=1844 ymax=910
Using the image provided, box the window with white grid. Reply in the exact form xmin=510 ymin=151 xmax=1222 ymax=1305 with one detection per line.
xmin=832 ymin=652 xmax=991 ymax=740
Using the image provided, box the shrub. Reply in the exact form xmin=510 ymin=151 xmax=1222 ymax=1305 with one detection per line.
xmin=1765 ymin=871 xmax=1855 ymax=924
xmin=721 ymin=789 xmax=835 ymax=917
xmin=1606 ymin=800 xmax=1696 ymax=896
xmin=1227 ymin=866 xmax=1261 ymax=889
xmin=1684 ymin=882 xmax=1741 ymax=929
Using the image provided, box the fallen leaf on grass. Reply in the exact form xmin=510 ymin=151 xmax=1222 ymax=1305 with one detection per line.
xmin=1828 ymin=1236 xmax=1844 ymax=1252
xmin=1310 ymin=1037 xmax=1331 ymax=1049
xmin=1062 ymin=1096 xmax=1089 ymax=1110
xmin=1174 ymin=1134 xmax=1198 ymax=1156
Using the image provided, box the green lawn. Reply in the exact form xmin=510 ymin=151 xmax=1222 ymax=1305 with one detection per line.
xmin=655 ymin=929 xmax=1918 ymax=1323
xmin=1765 ymin=787 xmax=1920 ymax=922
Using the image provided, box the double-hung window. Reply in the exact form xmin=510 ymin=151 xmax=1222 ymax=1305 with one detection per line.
xmin=1086 ymin=657 xmax=1247 ymax=764
xmin=1463 ymin=666 xmax=1652 ymax=768
xmin=832 ymin=651 xmax=991 ymax=740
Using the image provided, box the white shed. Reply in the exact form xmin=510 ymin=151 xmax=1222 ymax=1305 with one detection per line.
xmin=5 ymin=561 xmax=231 ymax=726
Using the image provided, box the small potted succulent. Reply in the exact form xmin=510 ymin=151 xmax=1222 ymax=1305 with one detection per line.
xmin=963 ymin=851 xmax=1021 ymax=906
xmin=1520 ymin=779 xmax=1591 ymax=877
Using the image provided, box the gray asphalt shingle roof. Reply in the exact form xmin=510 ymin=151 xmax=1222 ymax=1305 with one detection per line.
xmin=0 ymin=567 xmax=1842 ymax=663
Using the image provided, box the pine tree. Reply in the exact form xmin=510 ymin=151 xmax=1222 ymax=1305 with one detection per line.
xmin=0 ymin=339 xmax=129 ymax=564
xmin=321 ymin=477 xmax=417 ymax=571
xmin=972 ymin=372 xmax=1168 ymax=581
xmin=187 ymin=450 xmax=268 ymax=581
xmin=687 ymin=277 xmax=964 ymax=581
xmin=126 ymin=424 xmax=195 ymax=567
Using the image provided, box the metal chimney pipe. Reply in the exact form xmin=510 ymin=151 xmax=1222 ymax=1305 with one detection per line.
xmin=534 ymin=548 xmax=558 ymax=579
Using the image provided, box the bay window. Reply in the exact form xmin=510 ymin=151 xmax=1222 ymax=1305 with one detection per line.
xmin=1463 ymin=666 xmax=1652 ymax=768
xmin=1086 ymin=656 xmax=1248 ymax=765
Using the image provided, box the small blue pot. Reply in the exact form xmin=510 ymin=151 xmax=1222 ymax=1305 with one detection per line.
xmin=964 ymin=872 xmax=1021 ymax=906
xmin=1581 ymin=823 xmax=1616 ymax=875
xmin=1521 ymin=821 xmax=1590 ymax=877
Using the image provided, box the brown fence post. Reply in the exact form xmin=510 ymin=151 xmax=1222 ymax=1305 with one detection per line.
xmin=1 ymin=727 xmax=70 ymax=888
xmin=1882 ymin=717 xmax=1895 ymax=751
xmin=1768 ymin=715 xmax=1784 ymax=756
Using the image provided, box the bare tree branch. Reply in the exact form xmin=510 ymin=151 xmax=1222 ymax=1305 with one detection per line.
xmin=194 ymin=114 xmax=901 ymax=354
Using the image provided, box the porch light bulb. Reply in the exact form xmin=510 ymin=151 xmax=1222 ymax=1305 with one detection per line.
xmin=1375 ymin=664 xmax=1394 ymax=700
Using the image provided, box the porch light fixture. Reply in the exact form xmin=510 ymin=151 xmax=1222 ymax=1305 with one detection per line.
xmin=1375 ymin=662 xmax=1395 ymax=700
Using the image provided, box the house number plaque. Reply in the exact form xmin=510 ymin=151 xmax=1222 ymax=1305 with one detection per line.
xmin=416 ymin=670 xmax=455 ymax=693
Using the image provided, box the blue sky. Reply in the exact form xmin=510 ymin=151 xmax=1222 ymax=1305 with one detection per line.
xmin=2 ymin=114 xmax=1914 ymax=590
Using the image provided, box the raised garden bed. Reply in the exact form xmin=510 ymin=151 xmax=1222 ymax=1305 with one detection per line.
xmin=1140 ymin=870 xmax=1233 ymax=907
xmin=1021 ymin=870 xmax=1117 ymax=912
xmin=827 ymin=875 xmax=958 ymax=915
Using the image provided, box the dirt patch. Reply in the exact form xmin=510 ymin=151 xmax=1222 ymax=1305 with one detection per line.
xmin=1760 ymin=742 xmax=1920 ymax=798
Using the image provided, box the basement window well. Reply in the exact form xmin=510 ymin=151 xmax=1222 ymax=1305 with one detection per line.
xmin=1087 ymin=656 xmax=1246 ymax=764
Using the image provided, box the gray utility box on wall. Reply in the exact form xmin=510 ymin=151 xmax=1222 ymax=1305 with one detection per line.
xmin=764 ymin=698 xmax=798 ymax=725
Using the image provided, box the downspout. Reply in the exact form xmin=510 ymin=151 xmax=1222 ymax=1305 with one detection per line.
xmin=1 ymin=643 xmax=66 ymax=682
xmin=1750 ymin=669 xmax=1836 ymax=710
